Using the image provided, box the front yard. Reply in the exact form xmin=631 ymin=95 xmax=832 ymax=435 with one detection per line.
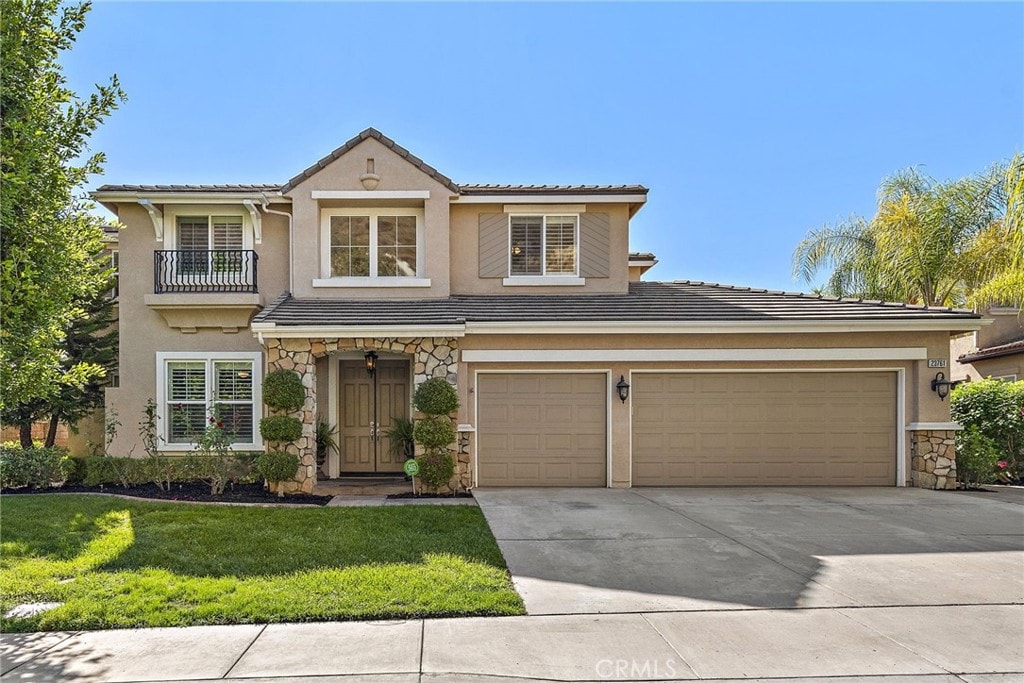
xmin=0 ymin=495 xmax=524 ymax=632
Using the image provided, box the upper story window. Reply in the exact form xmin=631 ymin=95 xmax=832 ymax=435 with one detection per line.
xmin=509 ymin=215 xmax=578 ymax=277
xmin=317 ymin=208 xmax=428 ymax=287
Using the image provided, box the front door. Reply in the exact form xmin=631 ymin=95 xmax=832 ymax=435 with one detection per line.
xmin=339 ymin=359 xmax=409 ymax=473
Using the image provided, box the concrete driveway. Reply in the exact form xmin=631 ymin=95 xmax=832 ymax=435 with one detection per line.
xmin=474 ymin=486 xmax=1024 ymax=615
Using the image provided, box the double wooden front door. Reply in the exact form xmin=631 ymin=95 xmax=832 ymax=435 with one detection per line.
xmin=339 ymin=359 xmax=409 ymax=473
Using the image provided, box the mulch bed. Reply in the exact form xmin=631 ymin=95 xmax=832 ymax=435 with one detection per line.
xmin=387 ymin=491 xmax=475 ymax=500
xmin=2 ymin=482 xmax=332 ymax=506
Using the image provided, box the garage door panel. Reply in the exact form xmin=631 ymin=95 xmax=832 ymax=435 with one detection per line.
xmin=478 ymin=373 xmax=607 ymax=487
xmin=632 ymin=372 xmax=896 ymax=486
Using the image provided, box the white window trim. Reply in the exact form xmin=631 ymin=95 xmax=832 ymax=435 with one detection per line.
xmin=506 ymin=213 xmax=580 ymax=280
xmin=156 ymin=351 xmax=264 ymax=452
xmin=164 ymin=205 xmax=255 ymax=251
xmin=319 ymin=208 xmax=425 ymax=282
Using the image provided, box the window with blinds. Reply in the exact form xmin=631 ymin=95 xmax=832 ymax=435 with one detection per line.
xmin=165 ymin=359 xmax=256 ymax=444
xmin=167 ymin=361 xmax=207 ymax=443
xmin=509 ymin=215 xmax=578 ymax=276
xmin=175 ymin=215 xmax=245 ymax=275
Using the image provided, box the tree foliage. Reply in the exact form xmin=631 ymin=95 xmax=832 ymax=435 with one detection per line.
xmin=0 ymin=271 xmax=118 ymax=447
xmin=793 ymin=161 xmax=1023 ymax=308
xmin=0 ymin=0 xmax=125 ymax=410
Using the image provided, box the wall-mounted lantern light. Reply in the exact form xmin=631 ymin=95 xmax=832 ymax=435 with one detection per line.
xmin=616 ymin=375 xmax=630 ymax=403
xmin=930 ymin=371 xmax=962 ymax=401
xmin=364 ymin=350 xmax=378 ymax=376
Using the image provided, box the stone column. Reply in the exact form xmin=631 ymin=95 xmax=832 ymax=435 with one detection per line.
xmin=265 ymin=337 xmax=317 ymax=494
xmin=910 ymin=429 xmax=958 ymax=490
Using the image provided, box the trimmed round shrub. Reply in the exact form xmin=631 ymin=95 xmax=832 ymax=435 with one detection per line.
xmin=263 ymin=370 xmax=306 ymax=412
xmin=413 ymin=416 xmax=456 ymax=450
xmin=413 ymin=377 xmax=459 ymax=416
xmin=257 ymin=450 xmax=300 ymax=483
xmin=416 ymin=450 xmax=455 ymax=490
xmin=259 ymin=415 xmax=303 ymax=443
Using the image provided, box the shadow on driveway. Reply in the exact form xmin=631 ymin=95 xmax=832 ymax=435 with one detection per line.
xmin=473 ymin=487 xmax=1024 ymax=615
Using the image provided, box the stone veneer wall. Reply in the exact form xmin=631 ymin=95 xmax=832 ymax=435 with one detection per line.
xmin=910 ymin=429 xmax=958 ymax=490
xmin=263 ymin=336 xmax=463 ymax=494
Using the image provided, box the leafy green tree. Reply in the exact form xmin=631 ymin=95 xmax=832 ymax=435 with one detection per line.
xmin=1 ymin=272 xmax=118 ymax=448
xmin=793 ymin=164 xmax=1018 ymax=307
xmin=0 ymin=0 xmax=125 ymax=411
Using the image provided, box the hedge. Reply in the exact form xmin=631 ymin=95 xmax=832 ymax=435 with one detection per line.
xmin=0 ymin=445 xmax=73 ymax=489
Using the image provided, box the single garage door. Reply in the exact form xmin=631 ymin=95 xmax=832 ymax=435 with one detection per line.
xmin=477 ymin=373 xmax=607 ymax=486
xmin=632 ymin=372 xmax=896 ymax=486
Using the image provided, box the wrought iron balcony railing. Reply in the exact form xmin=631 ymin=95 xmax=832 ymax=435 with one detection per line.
xmin=153 ymin=250 xmax=258 ymax=293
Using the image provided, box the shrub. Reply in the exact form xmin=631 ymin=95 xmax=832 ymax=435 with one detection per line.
xmin=83 ymin=456 xmax=149 ymax=488
xmin=257 ymin=450 xmax=299 ymax=494
xmin=413 ymin=416 xmax=456 ymax=450
xmin=951 ymin=379 xmax=1024 ymax=477
xmin=259 ymin=415 xmax=303 ymax=443
xmin=956 ymin=426 xmax=1001 ymax=488
xmin=62 ymin=456 xmax=87 ymax=485
xmin=148 ymin=455 xmax=190 ymax=492
xmin=184 ymin=453 xmax=253 ymax=495
xmin=0 ymin=446 xmax=70 ymax=489
xmin=416 ymin=451 xmax=455 ymax=490
xmin=413 ymin=377 xmax=459 ymax=416
xmin=263 ymin=370 xmax=306 ymax=412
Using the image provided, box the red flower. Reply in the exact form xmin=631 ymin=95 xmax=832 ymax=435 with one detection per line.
xmin=997 ymin=460 xmax=1009 ymax=469
xmin=209 ymin=416 xmax=216 ymax=423
xmin=216 ymin=421 xmax=223 ymax=428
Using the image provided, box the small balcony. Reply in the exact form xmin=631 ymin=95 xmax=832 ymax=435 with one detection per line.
xmin=154 ymin=250 xmax=259 ymax=294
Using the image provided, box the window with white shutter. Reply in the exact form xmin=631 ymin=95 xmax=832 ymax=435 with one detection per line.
xmin=509 ymin=215 xmax=578 ymax=277
xmin=158 ymin=353 xmax=262 ymax=449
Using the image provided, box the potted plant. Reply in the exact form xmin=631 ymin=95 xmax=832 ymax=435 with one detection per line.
xmin=384 ymin=417 xmax=415 ymax=461
xmin=315 ymin=420 xmax=339 ymax=476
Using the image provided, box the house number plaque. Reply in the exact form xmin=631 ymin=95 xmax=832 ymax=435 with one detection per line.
xmin=927 ymin=359 xmax=947 ymax=368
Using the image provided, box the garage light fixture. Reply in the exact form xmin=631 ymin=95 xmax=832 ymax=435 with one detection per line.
xmin=930 ymin=371 xmax=962 ymax=401
xmin=364 ymin=350 xmax=378 ymax=376
xmin=616 ymin=375 xmax=630 ymax=403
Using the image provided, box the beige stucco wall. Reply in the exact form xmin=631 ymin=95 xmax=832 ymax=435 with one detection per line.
xmin=285 ymin=137 xmax=455 ymax=299
xmin=448 ymin=203 xmax=631 ymax=295
xmin=103 ymin=202 xmax=289 ymax=456
xmin=951 ymin=310 xmax=1023 ymax=381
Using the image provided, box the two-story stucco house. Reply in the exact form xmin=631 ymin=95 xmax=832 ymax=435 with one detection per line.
xmin=93 ymin=128 xmax=984 ymax=494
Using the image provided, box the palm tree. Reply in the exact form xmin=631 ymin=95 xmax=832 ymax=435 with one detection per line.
xmin=970 ymin=153 xmax=1024 ymax=309
xmin=793 ymin=165 xmax=1012 ymax=307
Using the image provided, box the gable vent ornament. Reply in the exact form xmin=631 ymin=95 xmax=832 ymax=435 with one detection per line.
xmin=360 ymin=157 xmax=380 ymax=190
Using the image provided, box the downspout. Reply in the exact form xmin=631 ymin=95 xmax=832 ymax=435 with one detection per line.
xmin=260 ymin=195 xmax=294 ymax=293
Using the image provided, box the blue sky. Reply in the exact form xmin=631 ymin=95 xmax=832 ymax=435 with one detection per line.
xmin=69 ymin=1 xmax=1023 ymax=292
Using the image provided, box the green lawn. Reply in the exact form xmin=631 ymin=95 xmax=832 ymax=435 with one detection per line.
xmin=0 ymin=494 xmax=524 ymax=632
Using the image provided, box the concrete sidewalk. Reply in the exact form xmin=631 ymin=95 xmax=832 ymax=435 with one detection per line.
xmin=3 ymin=603 xmax=1022 ymax=682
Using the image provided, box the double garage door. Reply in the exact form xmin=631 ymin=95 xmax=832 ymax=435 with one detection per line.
xmin=476 ymin=371 xmax=897 ymax=487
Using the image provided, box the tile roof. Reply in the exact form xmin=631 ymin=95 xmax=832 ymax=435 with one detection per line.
xmin=281 ymin=128 xmax=460 ymax=194
xmin=958 ymin=337 xmax=1024 ymax=363
xmin=94 ymin=184 xmax=281 ymax=193
xmin=254 ymin=281 xmax=980 ymax=327
xmin=458 ymin=184 xmax=648 ymax=195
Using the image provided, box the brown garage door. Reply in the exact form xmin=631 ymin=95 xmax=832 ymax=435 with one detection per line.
xmin=632 ymin=372 xmax=896 ymax=486
xmin=477 ymin=373 xmax=607 ymax=486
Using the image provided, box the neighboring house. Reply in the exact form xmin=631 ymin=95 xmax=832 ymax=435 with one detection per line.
xmin=951 ymin=307 xmax=1023 ymax=382
xmin=93 ymin=128 xmax=983 ymax=493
